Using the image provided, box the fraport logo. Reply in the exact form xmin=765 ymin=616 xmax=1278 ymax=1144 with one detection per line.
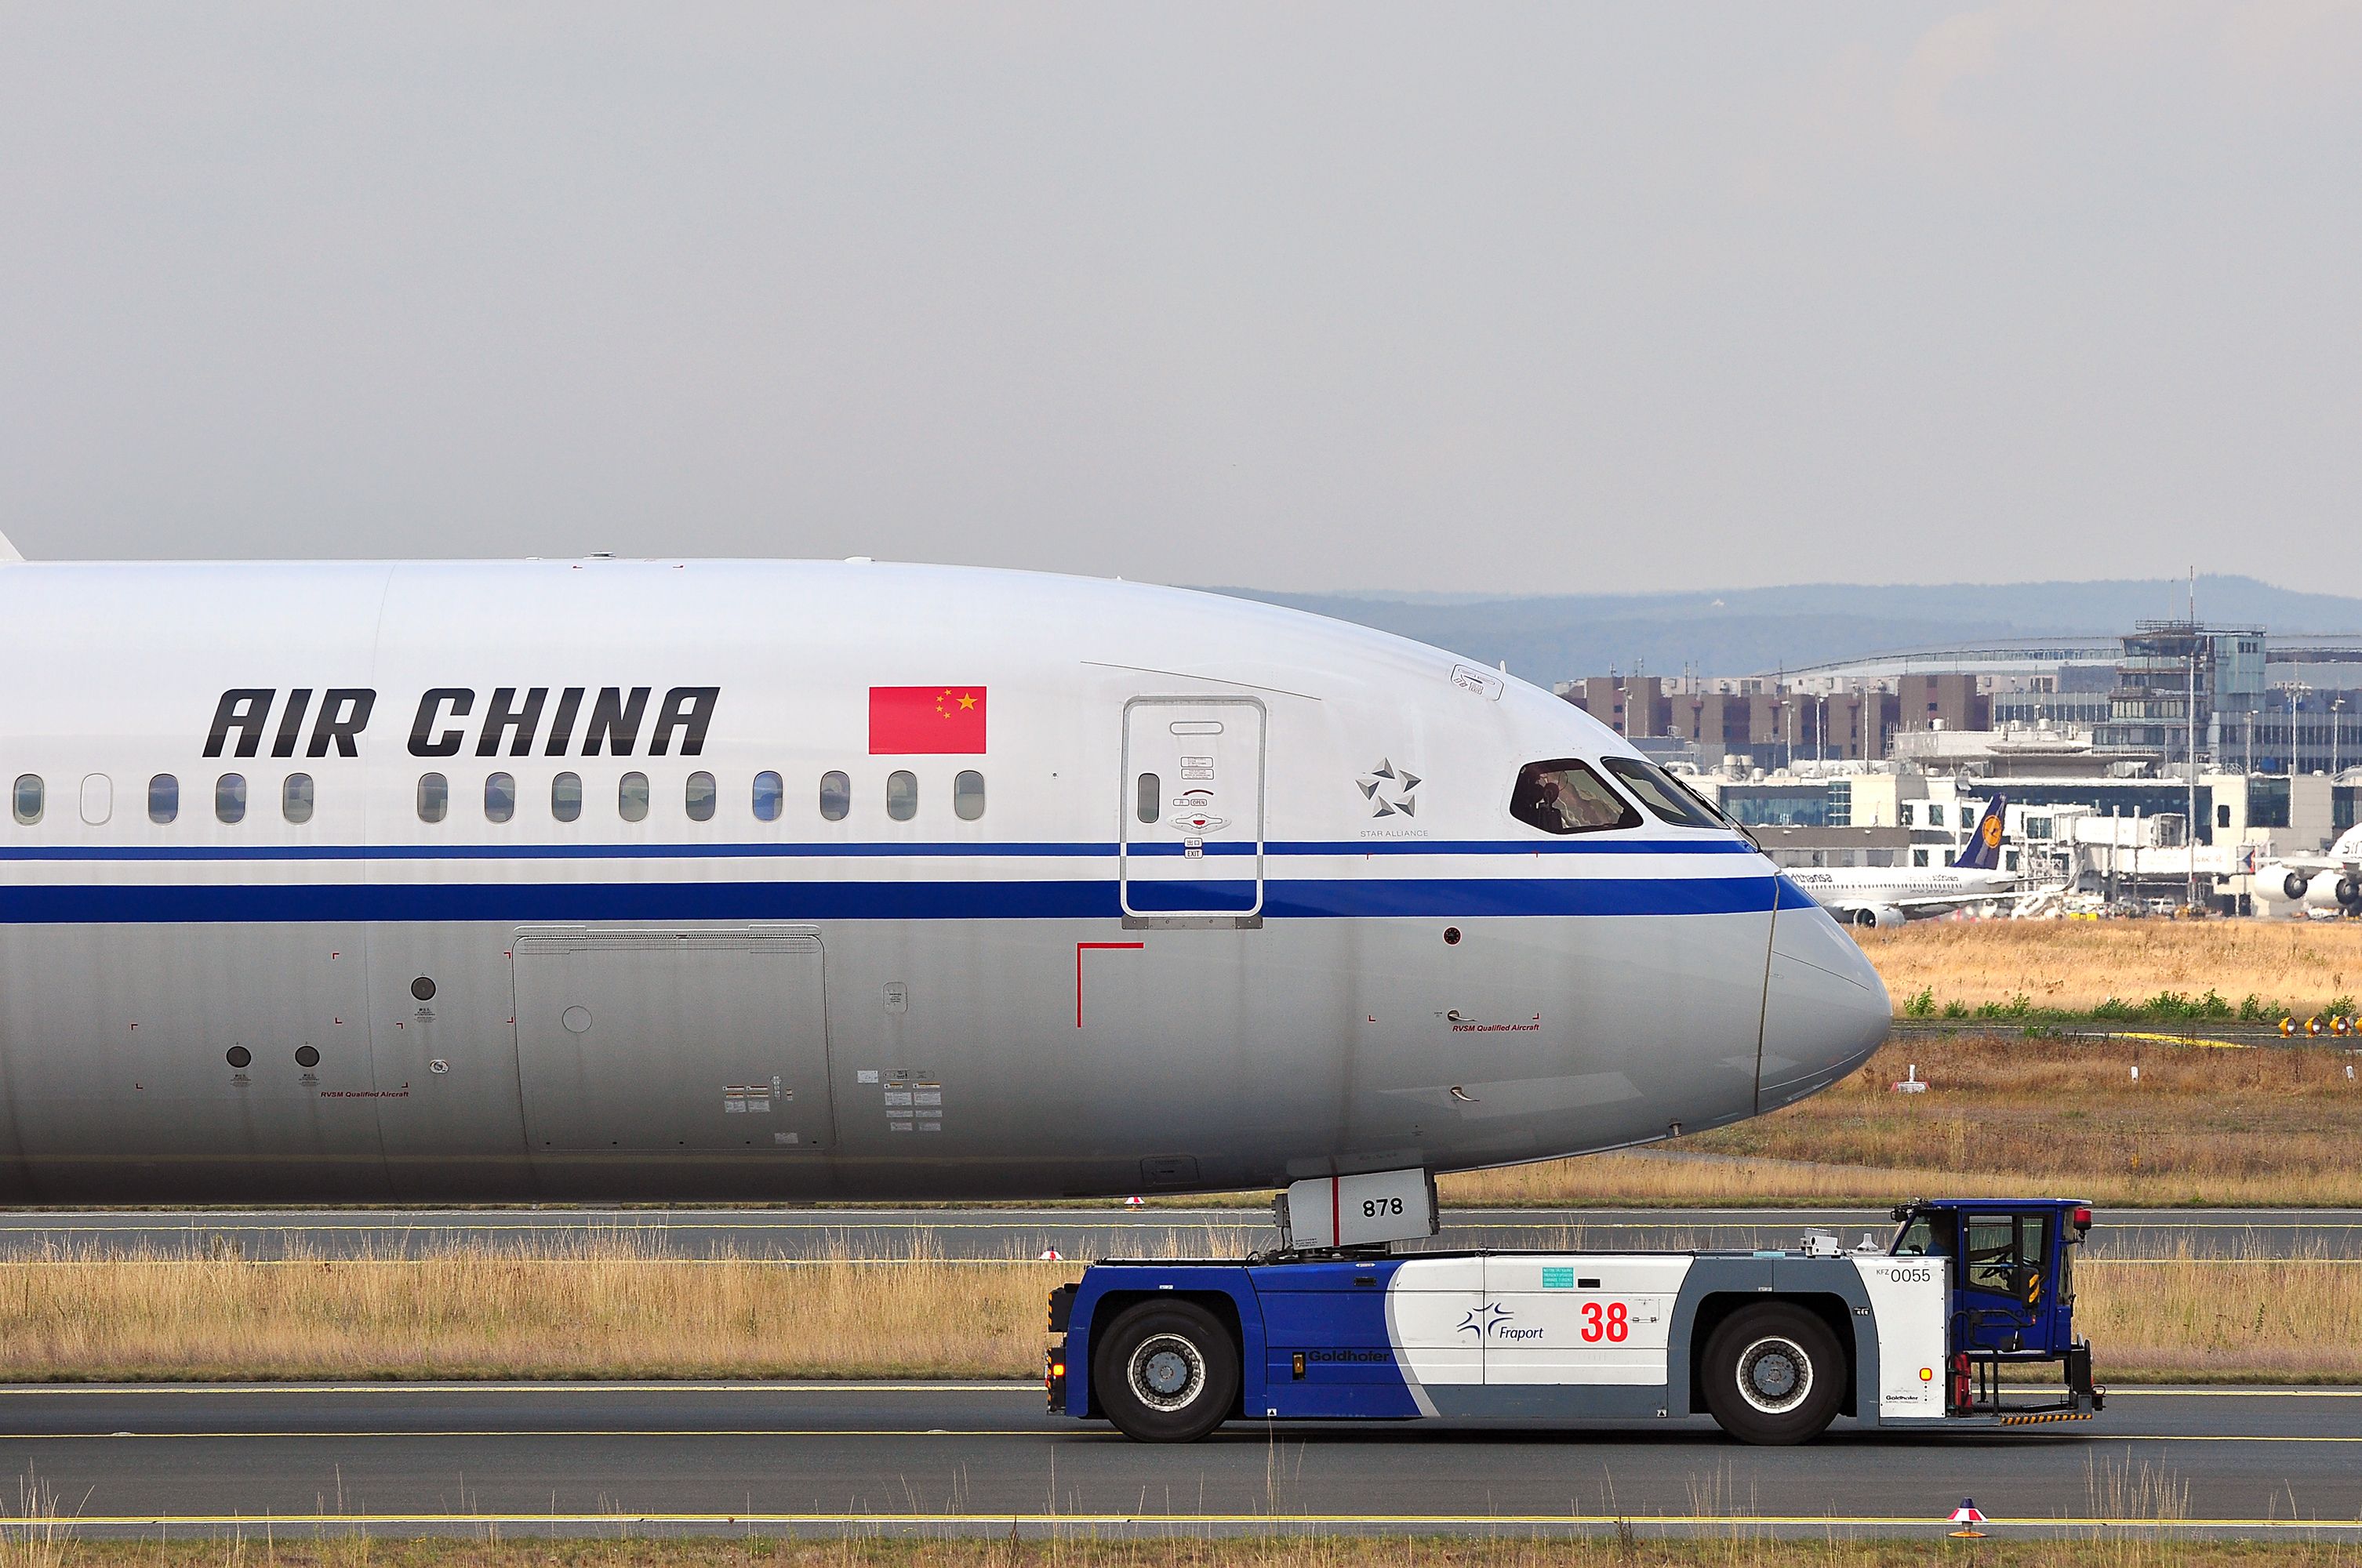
xmin=1458 ymin=1303 xmax=1543 ymax=1341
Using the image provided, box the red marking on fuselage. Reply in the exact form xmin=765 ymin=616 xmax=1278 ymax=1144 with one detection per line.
xmin=1074 ymin=941 xmax=1146 ymax=1027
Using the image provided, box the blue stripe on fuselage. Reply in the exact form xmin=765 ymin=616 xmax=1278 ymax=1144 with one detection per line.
xmin=0 ymin=834 xmax=1754 ymax=864
xmin=0 ymin=873 xmax=1778 ymax=924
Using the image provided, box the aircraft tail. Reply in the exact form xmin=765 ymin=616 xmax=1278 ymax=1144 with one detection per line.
xmin=1955 ymin=793 xmax=2008 ymax=871
xmin=0 ymin=530 xmax=20 ymax=564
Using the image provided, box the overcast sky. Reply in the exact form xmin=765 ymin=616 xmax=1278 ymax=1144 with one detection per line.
xmin=2 ymin=3 xmax=2357 ymax=593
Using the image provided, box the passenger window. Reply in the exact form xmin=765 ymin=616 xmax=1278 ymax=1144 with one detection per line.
xmin=954 ymin=769 xmax=986 ymax=822
xmin=1508 ymin=759 xmax=1641 ymax=836
xmin=80 ymin=774 xmax=113 ymax=826
xmin=1602 ymin=757 xmax=1716 ymax=828
xmin=885 ymin=770 xmax=918 ymax=822
xmin=618 ymin=771 xmax=650 ymax=822
xmin=1136 ymin=773 xmax=1160 ymax=825
xmin=752 ymin=771 xmax=784 ymax=823
xmin=685 ymin=771 xmax=717 ymax=822
xmin=12 ymin=774 xmax=42 ymax=826
xmin=216 ymin=773 xmax=248 ymax=825
xmin=485 ymin=772 xmax=516 ymax=824
xmin=148 ymin=774 xmax=179 ymax=825
xmin=282 ymin=774 xmax=315 ymax=825
xmin=417 ymin=773 xmax=449 ymax=824
xmin=819 ymin=771 xmax=851 ymax=822
xmin=551 ymin=771 xmax=583 ymax=823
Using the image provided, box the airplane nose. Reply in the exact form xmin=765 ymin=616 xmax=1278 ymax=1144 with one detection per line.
xmin=1756 ymin=882 xmax=1891 ymax=1111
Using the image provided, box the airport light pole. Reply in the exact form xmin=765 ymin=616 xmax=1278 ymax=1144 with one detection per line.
xmin=2186 ymin=637 xmax=2198 ymax=914
xmin=2278 ymin=681 xmax=2310 ymax=775
xmin=2336 ymin=697 xmax=2347 ymax=778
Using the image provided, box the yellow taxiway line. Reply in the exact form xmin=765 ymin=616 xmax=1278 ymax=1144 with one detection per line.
xmin=0 ymin=1381 xmax=1030 ymax=1396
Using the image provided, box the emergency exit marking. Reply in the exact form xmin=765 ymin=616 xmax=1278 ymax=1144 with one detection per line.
xmin=1074 ymin=941 xmax=1146 ymax=1027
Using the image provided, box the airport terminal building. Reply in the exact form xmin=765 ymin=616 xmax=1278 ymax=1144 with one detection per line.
xmin=1557 ymin=620 xmax=2362 ymax=913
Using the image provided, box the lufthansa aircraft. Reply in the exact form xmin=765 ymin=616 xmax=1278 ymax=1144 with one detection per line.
xmin=1783 ymin=797 xmax=2023 ymax=928
xmin=0 ymin=539 xmax=1889 ymax=1207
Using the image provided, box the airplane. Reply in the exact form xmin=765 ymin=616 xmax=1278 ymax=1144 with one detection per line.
xmin=2258 ymin=824 xmax=2362 ymax=916
xmin=0 ymin=535 xmax=1890 ymax=1208
xmin=1782 ymin=795 xmax=2024 ymax=928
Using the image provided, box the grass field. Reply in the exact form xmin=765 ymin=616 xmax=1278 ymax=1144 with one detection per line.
xmin=1855 ymin=919 xmax=2362 ymax=1020
xmin=1442 ymin=1033 xmax=2362 ymax=1209
xmin=0 ymin=1237 xmax=2346 ymax=1383
xmin=0 ymin=1533 xmax=2357 ymax=1568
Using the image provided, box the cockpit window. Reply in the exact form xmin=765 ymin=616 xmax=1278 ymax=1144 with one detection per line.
xmin=1509 ymin=759 xmax=1641 ymax=836
xmin=1603 ymin=757 xmax=1717 ymax=828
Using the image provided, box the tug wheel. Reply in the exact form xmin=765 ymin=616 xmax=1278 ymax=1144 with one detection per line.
xmin=1702 ymin=1303 xmax=1846 ymax=1445
xmin=1093 ymin=1301 xmax=1238 ymax=1443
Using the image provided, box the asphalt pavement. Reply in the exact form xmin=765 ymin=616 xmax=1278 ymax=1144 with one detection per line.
xmin=0 ymin=1207 xmax=2353 ymax=1260
xmin=0 ymin=1381 xmax=2353 ymax=1539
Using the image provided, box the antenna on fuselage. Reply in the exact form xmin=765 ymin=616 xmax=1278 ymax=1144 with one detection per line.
xmin=0 ymin=530 xmax=22 ymax=564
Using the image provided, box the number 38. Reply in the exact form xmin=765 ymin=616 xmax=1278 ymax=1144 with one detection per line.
xmin=1580 ymin=1301 xmax=1630 ymax=1342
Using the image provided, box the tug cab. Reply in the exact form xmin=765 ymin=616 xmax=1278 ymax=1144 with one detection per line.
xmin=1889 ymin=1196 xmax=2100 ymax=1417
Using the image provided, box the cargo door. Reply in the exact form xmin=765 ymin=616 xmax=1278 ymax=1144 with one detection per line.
xmin=1119 ymin=697 xmax=1266 ymax=922
xmin=511 ymin=927 xmax=834 ymax=1153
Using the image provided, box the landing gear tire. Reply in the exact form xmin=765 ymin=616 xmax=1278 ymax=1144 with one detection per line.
xmin=1094 ymin=1301 xmax=1238 ymax=1443
xmin=1702 ymin=1304 xmax=1845 ymax=1445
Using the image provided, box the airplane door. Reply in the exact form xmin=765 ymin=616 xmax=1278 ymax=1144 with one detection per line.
xmin=511 ymin=927 xmax=834 ymax=1153
xmin=1119 ymin=698 xmax=1266 ymax=921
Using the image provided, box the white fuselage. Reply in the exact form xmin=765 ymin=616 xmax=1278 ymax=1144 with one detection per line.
xmin=2258 ymin=826 xmax=2362 ymax=913
xmin=1784 ymin=866 xmax=2020 ymax=924
xmin=0 ymin=558 xmax=1891 ymax=1203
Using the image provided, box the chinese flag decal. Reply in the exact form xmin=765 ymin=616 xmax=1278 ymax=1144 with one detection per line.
xmin=870 ymin=687 xmax=987 ymax=754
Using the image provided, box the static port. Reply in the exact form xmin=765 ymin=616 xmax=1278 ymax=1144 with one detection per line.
xmin=411 ymin=976 xmax=437 ymax=1001
xmin=295 ymin=1045 xmax=320 ymax=1068
xmin=225 ymin=1047 xmax=250 ymax=1069
xmin=1443 ymin=927 xmax=1462 ymax=946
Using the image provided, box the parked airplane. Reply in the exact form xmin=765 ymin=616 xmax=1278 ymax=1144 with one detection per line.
xmin=2258 ymin=824 xmax=2362 ymax=915
xmin=0 ymin=537 xmax=1889 ymax=1207
xmin=1783 ymin=796 xmax=2021 ymax=928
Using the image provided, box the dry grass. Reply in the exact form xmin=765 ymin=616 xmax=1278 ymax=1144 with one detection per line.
xmin=0 ymin=1237 xmax=1081 ymax=1381
xmin=1443 ymin=1036 xmax=2362 ymax=1208
xmin=1856 ymin=920 xmax=2362 ymax=1018
xmin=0 ymin=1530 xmax=2357 ymax=1568
xmin=2088 ymin=1248 xmax=2362 ymax=1381
xmin=0 ymin=1233 xmax=2343 ymax=1385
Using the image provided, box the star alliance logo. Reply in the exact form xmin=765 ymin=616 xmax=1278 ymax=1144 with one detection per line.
xmin=1358 ymin=758 xmax=1422 ymax=818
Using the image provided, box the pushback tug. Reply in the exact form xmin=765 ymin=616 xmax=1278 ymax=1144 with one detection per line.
xmin=1048 ymin=1176 xmax=2102 ymax=1445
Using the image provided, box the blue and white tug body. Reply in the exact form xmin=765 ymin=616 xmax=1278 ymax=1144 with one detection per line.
xmin=1049 ymin=1192 xmax=2102 ymax=1445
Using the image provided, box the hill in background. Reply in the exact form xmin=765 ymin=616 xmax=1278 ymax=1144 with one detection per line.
xmin=1201 ymin=576 xmax=2362 ymax=687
